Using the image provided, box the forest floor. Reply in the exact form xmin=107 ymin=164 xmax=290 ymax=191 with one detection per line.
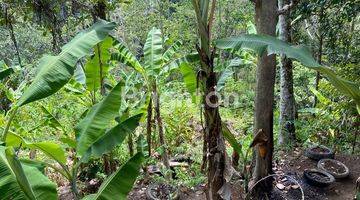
xmin=128 ymin=148 xmax=359 ymax=200
xmin=58 ymin=148 xmax=359 ymax=200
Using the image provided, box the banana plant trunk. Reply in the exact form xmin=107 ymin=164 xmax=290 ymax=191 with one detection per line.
xmin=146 ymin=97 xmax=153 ymax=156
xmin=204 ymin=72 xmax=226 ymax=200
xmin=153 ymin=84 xmax=170 ymax=169
xmin=252 ymin=0 xmax=277 ymax=194
xmin=128 ymin=133 xmax=134 ymax=157
xmin=278 ymin=0 xmax=296 ymax=145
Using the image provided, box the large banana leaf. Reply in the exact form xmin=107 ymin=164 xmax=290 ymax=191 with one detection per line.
xmin=74 ymin=64 xmax=86 ymax=85
xmin=111 ymin=41 xmax=145 ymax=75
xmin=85 ymin=37 xmax=113 ymax=92
xmin=17 ymin=20 xmax=116 ymax=107
xmin=5 ymin=132 xmax=67 ymax=165
xmin=76 ymin=81 xmax=124 ymax=156
xmin=179 ymin=62 xmax=197 ymax=96
xmin=0 ymin=146 xmax=57 ymax=200
xmin=217 ymin=68 xmax=233 ymax=92
xmin=82 ymin=152 xmax=144 ymax=200
xmin=88 ymin=113 xmax=143 ymax=158
xmin=163 ymin=40 xmax=182 ymax=62
xmin=144 ymin=28 xmax=163 ymax=72
xmin=221 ymin=124 xmax=243 ymax=158
xmin=162 ymin=53 xmax=199 ymax=75
xmin=215 ymin=34 xmax=360 ymax=106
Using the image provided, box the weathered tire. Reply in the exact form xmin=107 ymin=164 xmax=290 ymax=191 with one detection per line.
xmin=305 ymin=145 xmax=334 ymax=161
xmin=303 ymin=169 xmax=335 ymax=187
xmin=146 ymin=183 xmax=179 ymax=200
xmin=317 ymin=159 xmax=349 ymax=179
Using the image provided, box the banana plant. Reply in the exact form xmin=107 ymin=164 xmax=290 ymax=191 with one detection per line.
xmin=215 ymin=34 xmax=360 ymax=113
xmin=1 ymin=20 xmax=146 ymax=199
xmin=2 ymin=20 xmax=116 ymax=142
xmin=0 ymin=146 xmax=58 ymax=200
xmin=111 ymin=27 xmax=199 ymax=169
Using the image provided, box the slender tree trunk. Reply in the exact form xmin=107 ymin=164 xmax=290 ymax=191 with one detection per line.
xmin=146 ymin=97 xmax=153 ymax=156
xmin=5 ymin=8 xmax=22 ymax=66
xmin=313 ymin=6 xmax=324 ymax=108
xmin=153 ymin=84 xmax=170 ymax=169
xmin=251 ymin=0 xmax=277 ymax=193
xmin=278 ymin=0 xmax=296 ymax=145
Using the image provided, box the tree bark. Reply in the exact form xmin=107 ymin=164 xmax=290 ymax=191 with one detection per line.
xmin=153 ymin=84 xmax=170 ymax=169
xmin=278 ymin=0 xmax=296 ymax=145
xmin=251 ymin=0 xmax=277 ymax=193
xmin=146 ymin=97 xmax=153 ymax=156
xmin=5 ymin=8 xmax=22 ymax=67
xmin=92 ymin=0 xmax=106 ymax=21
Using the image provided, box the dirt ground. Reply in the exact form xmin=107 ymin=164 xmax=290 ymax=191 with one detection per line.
xmin=129 ymin=149 xmax=359 ymax=200
xmin=278 ymin=151 xmax=360 ymax=200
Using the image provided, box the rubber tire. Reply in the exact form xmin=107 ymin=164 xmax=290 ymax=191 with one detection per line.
xmin=146 ymin=183 xmax=179 ymax=200
xmin=305 ymin=145 xmax=335 ymax=161
xmin=317 ymin=159 xmax=350 ymax=179
xmin=303 ymin=169 xmax=335 ymax=187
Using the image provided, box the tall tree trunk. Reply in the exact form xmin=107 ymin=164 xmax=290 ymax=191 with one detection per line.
xmin=153 ymin=84 xmax=170 ymax=169
xmin=252 ymin=0 xmax=277 ymax=193
xmin=278 ymin=0 xmax=296 ymax=145
xmin=146 ymin=97 xmax=153 ymax=156
xmin=313 ymin=6 xmax=324 ymax=108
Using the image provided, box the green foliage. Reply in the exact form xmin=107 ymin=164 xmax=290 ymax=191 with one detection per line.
xmin=144 ymin=27 xmax=163 ymax=74
xmin=0 ymin=60 xmax=14 ymax=80
xmin=0 ymin=146 xmax=58 ymax=200
xmin=82 ymin=152 xmax=144 ymax=200
xmin=216 ymin=34 xmax=360 ymax=109
xmin=178 ymin=62 xmax=197 ymax=98
xmin=76 ymin=81 xmax=124 ymax=156
xmin=6 ymin=132 xmax=66 ymax=165
xmin=88 ymin=113 xmax=143 ymax=158
xmin=85 ymin=37 xmax=114 ymax=92
xmin=17 ymin=20 xmax=116 ymax=107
